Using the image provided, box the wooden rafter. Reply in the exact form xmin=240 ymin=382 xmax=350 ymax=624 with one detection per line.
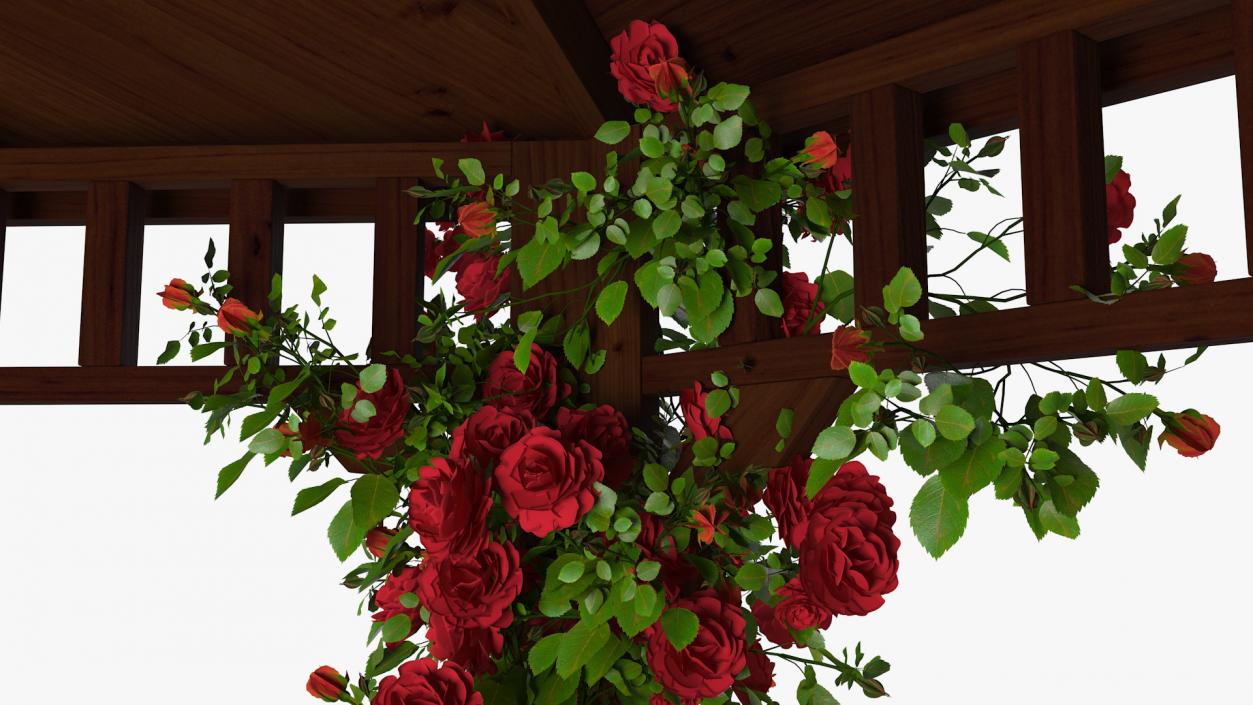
xmin=1236 ymin=0 xmax=1253 ymax=276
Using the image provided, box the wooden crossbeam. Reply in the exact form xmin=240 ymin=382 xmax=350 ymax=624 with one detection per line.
xmin=370 ymin=178 xmax=423 ymax=361
xmin=227 ymin=180 xmax=285 ymax=315
xmin=0 ymin=366 xmax=228 ymax=404
xmin=1235 ymin=0 xmax=1253 ymax=276
xmin=79 ymin=181 xmax=145 ymax=366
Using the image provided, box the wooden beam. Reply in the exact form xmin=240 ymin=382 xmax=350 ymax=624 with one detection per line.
xmin=641 ymin=277 xmax=1253 ymax=395
xmin=227 ymin=180 xmax=284 ymax=314
xmin=0 ymin=366 xmax=226 ymax=404
xmin=851 ymin=85 xmax=927 ymax=317
xmin=1235 ymin=0 xmax=1253 ymax=276
xmin=5 ymin=187 xmax=376 ymax=226
xmin=0 ymin=190 xmax=7 ymax=315
xmin=371 ymin=178 xmax=423 ymax=361
xmin=1018 ymin=31 xmax=1110 ymax=305
xmin=79 ymin=181 xmax=145 ymax=366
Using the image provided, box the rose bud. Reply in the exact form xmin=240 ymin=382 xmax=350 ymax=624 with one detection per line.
xmin=1159 ymin=410 xmax=1220 ymax=458
xmin=364 ymin=527 xmax=397 ymax=558
xmin=800 ymin=131 xmax=839 ymax=170
xmin=305 ymin=666 xmax=347 ymax=702
xmin=217 ymin=297 xmax=261 ymax=334
xmin=157 ymin=278 xmax=196 ymax=310
xmin=456 ymin=202 xmax=496 ymax=239
xmin=1173 ymin=252 xmax=1217 ymax=286
xmin=1105 ymin=169 xmax=1136 ymax=244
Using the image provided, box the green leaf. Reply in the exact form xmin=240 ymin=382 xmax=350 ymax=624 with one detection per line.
xmin=517 ymin=236 xmax=566 ymax=290
xmin=1104 ymin=155 xmax=1123 ymax=184
xmin=327 ymin=500 xmax=368 ymax=562
xmin=570 ymin=171 xmax=597 ymax=192
xmin=643 ymin=464 xmax=669 ymax=493
xmin=1151 ymin=224 xmax=1187 ymax=265
xmin=938 ymin=438 xmax=1005 ymax=498
xmin=776 ymin=408 xmax=795 ymax=439
xmin=1117 ymin=423 xmax=1150 ymax=471
xmin=910 ymin=475 xmax=969 ymax=558
xmin=351 ymin=475 xmax=400 ymax=530
xmin=813 ymin=426 xmax=856 ymax=461
xmin=562 ymin=323 xmax=590 ymax=369
xmin=644 ymin=492 xmax=674 ymax=515
xmin=215 ymin=453 xmax=254 ymax=498
xmin=458 ymin=158 xmax=485 ymax=186
xmin=713 ymin=116 xmax=743 ymax=150
xmin=247 ymin=427 xmax=285 ymax=455
xmin=910 ymin=419 xmax=936 ymax=447
xmin=380 ymin=614 xmax=411 ymax=643
xmin=882 ymin=267 xmax=922 ymax=314
xmin=949 ymin=122 xmax=970 ymax=149
xmin=967 ymin=231 xmax=1010 ymax=261
xmin=583 ymin=635 xmax=629 ymax=685
xmin=556 ymin=621 xmax=610 ymax=678
xmin=360 ymin=363 xmax=387 ymax=393
xmin=1046 ymin=449 xmax=1100 ymax=516
xmin=594 ymin=120 xmax=631 ymax=145
xmin=734 ymin=563 xmax=767 ymax=591
xmin=292 ymin=477 xmax=349 ymax=515
xmin=239 ymin=407 xmax=281 ymax=442
xmin=847 ymin=361 xmax=879 ymax=391
xmin=558 ymin=560 xmax=585 ymax=584
xmin=1039 ymin=500 xmax=1080 ymax=538
xmin=704 ymin=388 xmax=732 ymax=419
xmin=1104 ymin=393 xmax=1158 ymax=426
xmin=934 ymin=405 xmax=975 ymax=441
xmin=660 ymin=608 xmax=700 ymax=651
xmin=653 ymin=210 xmax=682 ymax=239
xmin=156 ymin=339 xmax=180 ymax=365
xmin=1086 ymin=378 xmax=1108 ymax=411
xmin=1116 ymin=350 xmax=1149 ymax=384
xmin=533 ymin=671 xmax=578 ymax=705
xmin=595 ymin=281 xmax=629 ymax=325
xmin=754 ymin=287 xmax=783 ymax=317
xmin=900 ymin=433 xmax=965 ymax=475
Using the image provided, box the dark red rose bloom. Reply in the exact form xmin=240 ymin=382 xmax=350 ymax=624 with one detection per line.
xmin=427 ymin=617 xmax=504 ymax=675
xmin=364 ymin=526 xmax=398 ymax=558
xmin=801 ymin=131 xmax=839 ymax=170
xmin=830 ymin=325 xmax=872 ymax=371
xmin=750 ymin=598 xmax=795 ymax=649
xmin=734 ymin=649 xmax=776 ymax=704
xmin=816 ymin=142 xmax=853 ymax=193
xmin=799 ymin=461 xmax=900 ymax=616
xmin=407 ymin=457 xmax=492 ymax=559
xmin=454 ymin=252 xmax=511 ymax=319
xmin=679 ymin=381 xmax=732 ymax=442
xmin=424 ymin=223 xmax=461 ymax=279
xmin=774 ymin=578 xmax=833 ymax=632
xmin=610 ymin=20 xmax=683 ymax=112
xmin=372 ymin=565 xmax=424 ymax=640
xmin=637 ymin=514 xmax=702 ymax=601
xmin=649 ymin=59 xmax=690 ymax=104
xmin=460 ymin=121 xmax=506 ymax=143
xmin=482 ymin=345 xmax=562 ymax=418
xmin=334 ymin=367 xmax=409 ymax=460
xmin=1174 ymin=252 xmax=1217 ymax=286
xmin=457 ymin=202 xmax=496 ymax=239
xmin=779 ymin=271 xmax=823 ymax=337
xmin=1106 ymin=169 xmax=1136 ymax=244
xmin=373 ymin=658 xmax=482 ymax=705
xmin=646 ymin=591 xmax=748 ymax=701
xmin=277 ymin=414 xmax=330 ymax=458
xmin=157 ymin=278 xmax=195 ymax=310
xmin=217 ymin=297 xmax=260 ymax=334
xmin=557 ymin=404 xmax=634 ymax=487
xmin=494 ymin=427 xmax=604 ymax=536
xmin=451 ymin=406 xmax=534 ymax=470
xmin=306 ymin=666 xmax=347 ymax=702
xmin=764 ymin=455 xmax=813 ymax=549
xmin=1160 ymin=410 xmax=1220 ymax=458
xmin=415 ymin=539 xmax=523 ymax=632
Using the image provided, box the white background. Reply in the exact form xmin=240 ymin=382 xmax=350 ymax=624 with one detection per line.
xmin=0 ymin=78 xmax=1248 ymax=704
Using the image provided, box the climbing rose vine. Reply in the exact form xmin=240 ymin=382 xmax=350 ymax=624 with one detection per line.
xmin=159 ymin=18 xmax=1223 ymax=705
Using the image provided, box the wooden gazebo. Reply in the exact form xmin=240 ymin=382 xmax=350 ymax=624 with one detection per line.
xmin=1 ymin=0 xmax=1250 ymax=471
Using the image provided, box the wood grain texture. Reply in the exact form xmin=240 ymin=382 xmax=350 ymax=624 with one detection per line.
xmin=371 ymin=178 xmax=423 ymax=361
xmin=1018 ymin=32 xmax=1110 ymax=304
xmin=851 ymin=85 xmax=927 ymax=317
xmin=1235 ymin=0 xmax=1253 ymax=276
xmin=6 ymin=188 xmax=375 ymax=226
xmin=721 ymin=377 xmax=855 ymax=470
xmin=79 ymin=182 xmax=146 ymax=366
xmin=0 ymin=366 xmax=230 ymax=404
xmin=227 ymin=180 xmax=285 ymax=314
xmin=0 ymin=189 xmax=7 ymax=315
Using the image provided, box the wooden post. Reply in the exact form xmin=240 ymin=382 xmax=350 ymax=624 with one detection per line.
xmin=79 ymin=181 xmax=146 ymax=366
xmin=1018 ymin=31 xmax=1109 ymax=304
xmin=851 ymin=84 xmax=927 ymax=320
xmin=0 ymin=190 xmax=7 ymax=317
xmin=227 ymin=180 xmax=285 ymax=313
xmin=371 ymin=177 xmax=423 ymax=361
xmin=1234 ymin=0 xmax=1253 ymax=276
xmin=720 ymin=205 xmax=784 ymax=345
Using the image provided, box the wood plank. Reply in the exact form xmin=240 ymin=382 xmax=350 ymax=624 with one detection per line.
xmin=641 ymin=277 xmax=1253 ymax=395
xmin=851 ymin=85 xmax=927 ymax=317
xmin=1236 ymin=0 xmax=1253 ymax=276
xmin=0 ymin=142 xmax=511 ymax=190
xmin=79 ymin=181 xmax=145 ymax=366
xmin=7 ymin=188 xmax=375 ymax=226
xmin=0 ymin=190 xmax=6 ymax=315
xmin=227 ymin=180 xmax=285 ymax=313
xmin=370 ymin=178 xmax=423 ymax=361
xmin=1018 ymin=31 xmax=1110 ymax=304
xmin=0 ymin=366 xmax=229 ymax=404
xmin=721 ymin=377 xmax=854 ymax=470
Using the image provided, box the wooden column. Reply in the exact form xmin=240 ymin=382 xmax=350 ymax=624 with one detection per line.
xmin=1018 ymin=31 xmax=1109 ymax=304
xmin=371 ymin=178 xmax=423 ymax=361
xmin=227 ymin=180 xmax=285 ymax=313
xmin=720 ymin=205 xmax=784 ymax=345
xmin=0 ymin=190 xmax=7 ymax=316
xmin=1235 ymin=0 xmax=1253 ymax=276
xmin=851 ymin=84 xmax=927 ymax=320
xmin=79 ymin=181 xmax=146 ymax=366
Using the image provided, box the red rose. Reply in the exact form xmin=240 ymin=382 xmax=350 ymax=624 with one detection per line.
xmin=764 ymin=455 xmax=813 ymax=549
xmin=454 ymin=252 xmax=511 ymax=319
xmin=750 ymin=598 xmax=796 ymax=649
xmin=372 ymin=565 xmax=424 ymax=640
xmin=830 ymin=325 xmax=871 ymax=371
xmin=649 ymin=59 xmax=690 ymax=104
xmin=609 ymin=20 xmax=683 ymax=112
xmin=817 ymin=141 xmax=853 ymax=193
xmin=217 ymin=297 xmax=260 ymax=334
xmin=801 ymin=131 xmax=839 ymax=170
xmin=425 ymin=224 xmax=461 ymax=279
xmin=460 ymin=121 xmax=506 ymax=143
xmin=427 ymin=619 xmax=503 ymax=675
xmin=734 ymin=649 xmax=775 ymax=703
xmin=364 ymin=526 xmax=398 ymax=558
xmin=482 ymin=345 xmax=562 ymax=418
xmin=157 ymin=278 xmax=195 ymax=310
xmin=494 ymin=427 xmax=604 ymax=536
xmin=306 ymin=666 xmax=347 ymax=702
xmin=334 ymin=368 xmax=409 ymax=460
xmin=799 ymin=461 xmax=900 ymax=616
xmin=1159 ymin=410 xmax=1220 ymax=457
xmin=415 ymin=539 xmax=523 ymax=631
xmin=556 ymin=404 xmax=634 ymax=487
xmin=779 ymin=271 xmax=823 ymax=337
xmin=646 ymin=591 xmax=748 ymax=701
xmin=457 ymin=202 xmax=496 ymax=239
xmin=451 ymin=406 xmax=535 ymax=470
xmin=679 ymin=381 xmax=733 ymax=442
xmin=277 ymin=415 xmax=329 ymax=458
xmin=408 ymin=457 xmax=492 ymax=559
xmin=774 ymin=578 xmax=833 ymax=632
xmin=374 ymin=658 xmax=482 ymax=705
xmin=1106 ymin=169 xmax=1136 ymax=244
xmin=1174 ymin=252 xmax=1216 ymax=286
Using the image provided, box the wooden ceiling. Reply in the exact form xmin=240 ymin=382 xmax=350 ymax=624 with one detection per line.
xmin=0 ymin=0 xmax=1232 ymax=148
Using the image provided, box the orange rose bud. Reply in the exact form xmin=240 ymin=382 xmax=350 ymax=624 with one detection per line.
xmin=457 ymin=201 xmax=496 ymax=239
xmin=1174 ymin=252 xmax=1217 ymax=286
xmin=829 ymin=325 xmax=872 ymax=371
xmin=217 ymin=297 xmax=261 ymax=335
xmin=158 ymin=278 xmax=196 ymax=310
xmin=364 ymin=527 xmax=398 ymax=558
xmin=648 ymin=59 xmax=690 ymax=101
xmin=801 ymin=131 xmax=839 ymax=170
xmin=1159 ymin=410 xmax=1220 ymax=458
xmin=305 ymin=666 xmax=347 ymax=702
